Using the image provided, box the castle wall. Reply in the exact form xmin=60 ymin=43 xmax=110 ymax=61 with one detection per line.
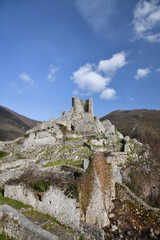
xmin=4 ymin=184 xmax=80 ymax=229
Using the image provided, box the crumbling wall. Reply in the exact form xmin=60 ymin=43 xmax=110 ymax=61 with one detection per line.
xmin=0 ymin=204 xmax=58 ymax=240
xmin=4 ymin=184 xmax=80 ymax=229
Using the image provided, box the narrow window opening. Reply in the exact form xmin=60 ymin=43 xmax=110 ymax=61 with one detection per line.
xmin=37 ymin=193 xmax=42 ymax=201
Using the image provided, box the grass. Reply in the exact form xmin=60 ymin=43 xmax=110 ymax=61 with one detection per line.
xmin=79 ymin=235 xmax=85 ymax=240
xmin=0 ymin=151 xmax=8 ymax=158
xmin=77 ymin=149 xmax=92 ymax=155
xmin=0 ymin=191 xmax=31 ymax=210
xmin=43 ymin=159 xmax=83 ymax=168
xmin=66 ymin=138 xmax=83 ymax=141
xmin=43 ymin=216 xmax=73 ymax=233
xmin=0 ymin=231 xmax=17 ymax=240
xmin=23 ymin=209 xmax=52 ymax=221
xmin=91 ymin=144 xmax=105 ymax=148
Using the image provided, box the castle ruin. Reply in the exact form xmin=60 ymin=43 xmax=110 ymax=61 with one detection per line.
xmin=68 ymin=97 xmax=93 ymax=119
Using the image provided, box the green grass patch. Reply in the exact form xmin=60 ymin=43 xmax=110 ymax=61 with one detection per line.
xmin=91 ymin=145 xmax=104 ymax=148
xmin=79 ymin=235 xmax=85 ymax=240
xmin=43 ymin=159 xmax=83 ymax=168
xmin=23 ymin=209 xmax=52 ymax=221
xmin=77 ymin=149 xmax=92 ymax=155
xmin=43 ymin=216 xmax=73 ymax=232
xmin=0 ymin=231 xmax=17 ymax=240
xmin=0 ymin=151 xmax=8 ymax=158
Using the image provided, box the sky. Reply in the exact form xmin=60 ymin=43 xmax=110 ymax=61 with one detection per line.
xmin=0 ymin=0 xmax=160 ymax=121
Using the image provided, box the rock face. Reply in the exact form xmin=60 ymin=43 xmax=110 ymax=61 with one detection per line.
xmin=0 ymin=97 xmax=156 ymax=240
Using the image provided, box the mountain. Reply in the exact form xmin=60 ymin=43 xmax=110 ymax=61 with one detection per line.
xmin=100 ymin=109 xmax=160 ymax=161
xmin=0 ymin=105 xmax=38 ymax=141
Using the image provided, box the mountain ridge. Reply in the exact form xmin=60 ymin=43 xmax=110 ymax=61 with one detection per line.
xmin=0 ymin=105 xmax=38 ymax=141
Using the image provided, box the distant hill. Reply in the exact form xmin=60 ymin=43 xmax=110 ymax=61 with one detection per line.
xmin=100 ymin=109 xmax=160 ymax=161
xmin=0 ymin=105 xmax=38 ymax=141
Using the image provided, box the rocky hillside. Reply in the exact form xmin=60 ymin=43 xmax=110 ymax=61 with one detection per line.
xmin=101 ymin=109 xmax=160 ymax=209
xmin=100 ymin=109 xmax=160 ymax=161
xmin=0 ymin=98 xmax=159 ymax=240
xmin=0 ymin=105 xmax=38 ymax=141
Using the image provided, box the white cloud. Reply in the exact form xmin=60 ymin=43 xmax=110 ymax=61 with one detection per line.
xmin=98 ymin=52 xmax=127 ymax=75
xmin=19 ymin=73 xmax=34 ymax=85
xmin=71 ymin=51 xmax=128 ymax=100
xmin=71 ymin=63 xmax=111 ymax=93
xmin=47 ymin=64 xmax=59 ymax=83
xmin=132 ymin=0 xmax=160 ymax=42
xmin=157 ymin=67 xmax=160 ymax=72
xmin=100 ymin=88 xmax=116 ymax=100
xmin=135 ymin=68 xmax=151 ymax=80
xmin=75 ymin=0 xmax=117 ymax=35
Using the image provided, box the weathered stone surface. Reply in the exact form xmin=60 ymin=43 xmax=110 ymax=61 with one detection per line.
xmin=0 ymin=169 xmax=24 ymax=188
xmin=0 ymin=159 xmax=36 ymax=171
xmin=102 ymin=119 xmax=115 ymax=136
xmin=0 ymin=204 xmax=58 ymax=240
xmin=23 ymin=131 xmax=56 ymax=149
xmin=80 ymin=221 xmax=104 ymax=240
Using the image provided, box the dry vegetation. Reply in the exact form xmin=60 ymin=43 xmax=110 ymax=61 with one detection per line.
xmin=78 ymin=153 xmax=112 ymax=219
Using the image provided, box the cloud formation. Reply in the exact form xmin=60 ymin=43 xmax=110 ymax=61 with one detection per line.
xmin=135 ymin=68 xmax=150 ymax=80
xmin=47 ymin=64 xmax=59 ymax=83
xmin=98 ymin=52 xmax=127 ymax=74
xmin=132 ymin=0 xmax=160 ymax=42
xmin=71 ymin=51 xmax=128 ymax=100
xmin=75 ymin=0 xmax=117 ymax=35
xmin=19 ymin=73 xmax=34 ymax=85
xmin=71 ymin=63 xmax=111 ymax=93
xmin=100 ymin=88 xmax=116 ymax=100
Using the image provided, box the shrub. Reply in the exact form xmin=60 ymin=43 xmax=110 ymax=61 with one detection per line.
xmin=33 ymin=182 xmax=50 ymax=192
xmin=0 ymin=151 xmax=7 ymax=158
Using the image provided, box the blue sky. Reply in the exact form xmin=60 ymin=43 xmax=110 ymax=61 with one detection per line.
xmin=0 ymin=0 xmax=160 ymax=121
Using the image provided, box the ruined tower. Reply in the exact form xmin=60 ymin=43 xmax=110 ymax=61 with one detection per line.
xmin=72 ymin=97 xmax=93 ymax=113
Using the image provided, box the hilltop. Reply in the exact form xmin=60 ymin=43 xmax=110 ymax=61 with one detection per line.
xmin=0 ymin=105 xmax=38 ymax=141
xmin=0 ymin=98 xmax=159 ymax=240
xmin=100 ymin=109 xmax=160 ymax=161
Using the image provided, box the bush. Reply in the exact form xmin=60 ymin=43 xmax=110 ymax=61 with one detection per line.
xmin=33 ymin=182 xmax=50 ymax=192
xmin=0 ymin=151 xmax=7 ymax=158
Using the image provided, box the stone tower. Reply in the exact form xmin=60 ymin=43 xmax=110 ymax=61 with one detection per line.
xmin=68 ymin=97 xmax=93 ymax=119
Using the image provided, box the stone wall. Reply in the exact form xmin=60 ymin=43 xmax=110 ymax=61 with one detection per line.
xmin=4 ymin=184 xmax=80 ymax=229
xmin=0 ymin=204 xmax=58 ymax=240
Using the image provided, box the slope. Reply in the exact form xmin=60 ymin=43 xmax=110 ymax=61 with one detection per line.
xmin=0 ymin=105 xmax=38 ymax=141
